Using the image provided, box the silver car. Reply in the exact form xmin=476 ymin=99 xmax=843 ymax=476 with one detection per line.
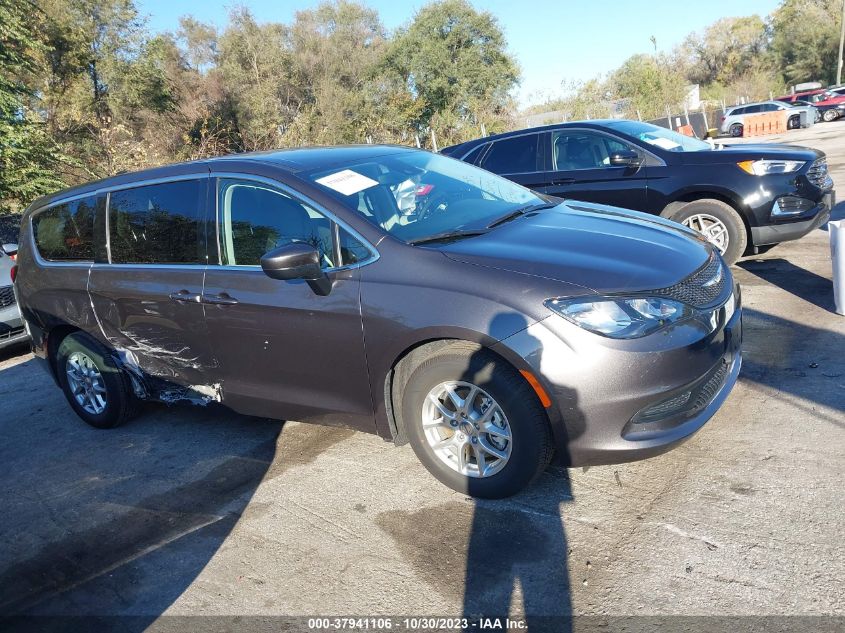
xmin=720 ymin=100 xmax=816 ymax=137
xmin=1 ymin=244 xmax=28 ymax=351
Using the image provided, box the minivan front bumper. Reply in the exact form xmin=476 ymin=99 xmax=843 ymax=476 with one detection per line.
xmin=493 ymin=287 xmax=742 ymax=467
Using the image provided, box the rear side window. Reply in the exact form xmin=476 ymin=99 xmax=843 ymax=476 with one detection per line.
xmin=109 ymin=179 xmax=205 ymax=264
xmin=480 ymin=134 xmax=540 ymax=174
xmin=32 ymin=196 xmax=98 ymax=261
xmin=462 ymin=143 xmax=488 ymax=165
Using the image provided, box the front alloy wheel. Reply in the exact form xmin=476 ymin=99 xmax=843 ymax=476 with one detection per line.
xmin=682 ymin=213 xmax=729 ymax=255
xmin=422 ymin=380 xmax=512 ymax=478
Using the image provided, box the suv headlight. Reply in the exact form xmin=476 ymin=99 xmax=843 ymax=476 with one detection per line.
xmin=737 ymin=159 xmax=805 ymax=175
xmin=545 ymin=296 xmax=693 ymax=339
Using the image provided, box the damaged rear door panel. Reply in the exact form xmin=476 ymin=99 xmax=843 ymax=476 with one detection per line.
xmin=88 ymin=174 xmax=220 ymax=403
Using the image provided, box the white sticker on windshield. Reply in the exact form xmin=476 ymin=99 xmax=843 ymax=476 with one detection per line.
xmin=315 ymin=169 xmax=378 ymax=196
xmin=643 ymin=136 xmax=681 ymax=150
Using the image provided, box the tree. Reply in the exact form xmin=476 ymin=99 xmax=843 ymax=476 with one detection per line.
xmin=770 ymin=0 xmax=842 ymax=85
xmin=679 ymin=16 xmax=769 ymax=86
xmin=0 ymin=0 xmax=67 ymax=212
xmin=610 ymin=54 xmax=688 ymax=120
xmin=384 ymin=0 xmax=518 ymax=144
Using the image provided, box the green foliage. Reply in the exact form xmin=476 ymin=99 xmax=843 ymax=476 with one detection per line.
xmin=770 ymin=0 xmax=842 ymax=85
xmin=384 ymin=0 xmax=518 ymax=143
xmin=610 ymin=54 xmax=688 ymax=120
xmin=0 ymin=0 xmax=68 ymax=212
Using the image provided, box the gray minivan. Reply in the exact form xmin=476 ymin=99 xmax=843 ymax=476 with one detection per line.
xmin=14 ymin=146 xmax=742 ymax=498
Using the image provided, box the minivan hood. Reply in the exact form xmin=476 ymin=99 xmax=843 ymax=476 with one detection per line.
xmin=440 ymin=201 xmax=712 ymax=295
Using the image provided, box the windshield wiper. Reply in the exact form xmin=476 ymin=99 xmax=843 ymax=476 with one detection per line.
xmin=486 ymin=203 xmax=556 ymax=229
xmin=408 ymin=229 xmax=488 ymax=245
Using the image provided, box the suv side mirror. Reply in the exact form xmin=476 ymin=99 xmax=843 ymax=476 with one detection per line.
xmin=260 ymin=243 xmax=332 ymax=295
xmin=609 ymin=150 xmax=641 ymax=168
xmin=2 ymin=243 xmax=18 ymax=259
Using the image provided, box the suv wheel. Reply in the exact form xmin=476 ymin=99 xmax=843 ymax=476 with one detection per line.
xmin=401 ymin=343 xmax=553 ymax=499
xmin=729 ymin=123 xmax=743 ymax=137
xmin=672 ymin=199 xmax=747 ymax=265
xmin=822 ymin=109 xmax=839 ymax=122
xmin=787 ymin=115 xmax=800 ymax=129
xmin=56 ymin=331 xmax=140 ymax=429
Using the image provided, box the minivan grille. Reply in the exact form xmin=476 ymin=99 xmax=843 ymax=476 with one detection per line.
xmin=807 ymin=158 xmax=833 ymax=190
xmin=653 ymin=252 xmax=727 ymax=308
xmin=0 ymin=285 xmax=16 ymax=309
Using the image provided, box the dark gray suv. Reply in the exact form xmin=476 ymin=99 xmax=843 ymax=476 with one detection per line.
xmin=15 ymin=146 xmax=742 ymax=498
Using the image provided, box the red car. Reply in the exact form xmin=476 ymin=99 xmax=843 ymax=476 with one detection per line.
xmin=777 ymin=89 xmax=845 ymax=121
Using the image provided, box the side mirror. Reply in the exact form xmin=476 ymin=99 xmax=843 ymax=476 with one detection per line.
xmin=609 ymin=150 xmax=641 ymax=168
xmin=2 ymin=243 xmax=18 ymax=258
xmin=260 ymin=243 xmax=332 ymax=295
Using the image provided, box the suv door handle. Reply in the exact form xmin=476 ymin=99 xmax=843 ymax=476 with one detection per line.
xmin=169 ymin=290 xmax=201 ymax=303
xmin=203 ymin=293 xmax=239 ymax=306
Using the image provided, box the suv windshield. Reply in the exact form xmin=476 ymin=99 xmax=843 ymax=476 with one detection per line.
xmin=605 ymin=120 xmax=712 ymax=152
xmin=305 ymin=151 xmax=545 ymax=243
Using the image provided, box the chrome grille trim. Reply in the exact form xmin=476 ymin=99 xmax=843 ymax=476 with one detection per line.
xmin=652 ymin=252 xmax=728 ymax=309
xmin=807 ymin=158 xmax=833 ymax=190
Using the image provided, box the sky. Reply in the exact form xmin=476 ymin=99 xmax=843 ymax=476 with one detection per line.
xmin=136 ymin=0 xmax=782 ymax=107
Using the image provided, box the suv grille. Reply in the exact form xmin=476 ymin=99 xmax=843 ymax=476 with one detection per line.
xmin=807 ymin=158 xmax=833 ymax=190
xmin=653 ymin=252 xmax=727 ymax=308
xmin=0 ymin=285 xmax=16 ymax=309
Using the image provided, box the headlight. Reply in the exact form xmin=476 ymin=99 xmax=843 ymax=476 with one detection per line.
xmin=737 ymin=159 xmax=805 ymax=175
xmin=545 ymin=296 xmax=693 ymax=339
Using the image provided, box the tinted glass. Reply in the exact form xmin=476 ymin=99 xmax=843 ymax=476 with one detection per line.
xmin=306 ymin=151 xmax=543 ymax=243
xmin=338 ymin=230 xmax=371 ymax=266
xmin=480 ymin=135 xmax=539 ymax=174
xmin=761 ymin=103 xmax=778 ymax=111
xmin=218 ymin=179 xmax=334 ymax=267
xmin=463 ymin=144 xmax=488 ymax=165
xmin=33 ymin=196 xmax=98 ymax=261
xmin=552 ymin=131 xmax=633 ymax=170
xmin=109 ymin=180 xmax=204 ymax=264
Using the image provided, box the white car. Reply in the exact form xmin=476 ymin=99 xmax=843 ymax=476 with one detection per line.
xmin=0 ymin=244 xmax=28 ymax=351
xmin=720 ymin=100 xmax=817 ymax=137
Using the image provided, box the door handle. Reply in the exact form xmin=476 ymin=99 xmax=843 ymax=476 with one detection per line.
xmin=203 ymin=293 xmax=239 ymax=306
xmin=552 ymin=178 xmax=575 ymax=185
xmin=169 ymin=290 xmax=201 ymax=303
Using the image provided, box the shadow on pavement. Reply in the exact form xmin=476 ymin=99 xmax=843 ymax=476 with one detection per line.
xmin=740 ymin=307 xmax=845 ymax=426
xmin=0 ymin=357 xmax=348 ymax=628
xmin=738 ymin=258 xmax=835 ymax=312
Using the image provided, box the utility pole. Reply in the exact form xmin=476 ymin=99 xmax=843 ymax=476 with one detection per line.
xmin=839 ymin=0 xmax=845 ymax=85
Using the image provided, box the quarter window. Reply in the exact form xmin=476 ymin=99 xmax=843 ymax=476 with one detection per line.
xmin=109 ymin=179 xmax=205 ymax=264
xmin=33 ymin=196 xmax=98 ymax=261
xmin=218 ymin=179 xmax=334 ymax=267
xmin=480 ymin=135 xmax=540 ymax=174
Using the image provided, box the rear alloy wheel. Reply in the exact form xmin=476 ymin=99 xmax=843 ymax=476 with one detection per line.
xmin=402 ymin=343 xmax=553 ymax=499
xmin=672 ymin=199 xmax=747 ymax=265
xmin=822 ymin=109 xmax=839 ymax=122
xmin=729 ymin=123 xmax=743 ymax=137
xmin=56 ymin=331 xmax=140 ymax=429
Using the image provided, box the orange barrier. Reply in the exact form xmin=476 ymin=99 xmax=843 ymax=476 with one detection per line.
xmin=677 ymin=124 xmax=695 ymax=137
xmin=742 ymin=111 xmax=788 ymax=137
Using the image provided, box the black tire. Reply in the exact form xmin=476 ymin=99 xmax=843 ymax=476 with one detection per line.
xmin=55 ymin=331 xmax=140 ymax=429
xmin=787 ymin=115 xmax=800 ymax=129
xmin=729 ymin=123 xmax=743 ymax=137
xmin=671 ymin=199 xmax=748 ymax=266
xmin=400 ymin=342 xmax=554 ymax=499
xmin=822 ymin=109 xmax=839 ymax=122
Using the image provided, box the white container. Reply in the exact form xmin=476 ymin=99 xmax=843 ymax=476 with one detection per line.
xmin=831 ymin=220 xmax=845 ymax=316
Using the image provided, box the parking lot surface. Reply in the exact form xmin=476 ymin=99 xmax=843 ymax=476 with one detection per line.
xmin=1 ymin=123 xmax=843 ymax=627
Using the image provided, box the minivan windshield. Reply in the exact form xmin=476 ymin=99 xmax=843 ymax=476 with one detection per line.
xmin=605 ymin=120 xmax=713 ymax=152
xmin=305 ymin=151 xmax=546 ymax=244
